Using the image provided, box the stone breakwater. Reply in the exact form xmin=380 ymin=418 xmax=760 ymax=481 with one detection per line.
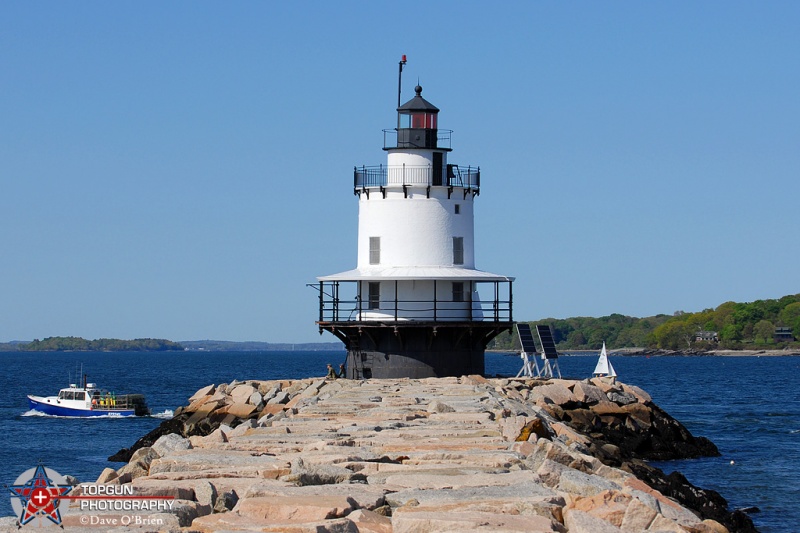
xmin=14 ymin=376 xmax=757 ymax=532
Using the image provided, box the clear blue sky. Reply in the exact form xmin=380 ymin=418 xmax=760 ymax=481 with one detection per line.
xmin=2 ymin=2 xmax=798 ymax=343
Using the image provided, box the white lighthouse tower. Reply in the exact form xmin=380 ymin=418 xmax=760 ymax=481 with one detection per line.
xmin=313 ymin=69 xmax=514 ymax=378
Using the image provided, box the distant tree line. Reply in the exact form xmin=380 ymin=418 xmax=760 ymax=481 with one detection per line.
xmin=20 ymin=337 xmax=184 ymax=352
xmin=490 ymin=293 xmax=800 ymax=352
xmin=650 ymin=294 xmax=800 ymax=350
xmin=180 ymin=340 xmax=344 ymax=351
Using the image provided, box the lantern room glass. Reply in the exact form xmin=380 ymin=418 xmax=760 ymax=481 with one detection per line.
xmin=400 ymin=112 xmax=437 ymax=129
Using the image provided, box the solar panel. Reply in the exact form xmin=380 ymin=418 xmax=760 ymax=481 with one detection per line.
xmin=536 ymin=325 xmax=559 ymax=360
xmin=516 ymin=324 xmax=538 ymax=354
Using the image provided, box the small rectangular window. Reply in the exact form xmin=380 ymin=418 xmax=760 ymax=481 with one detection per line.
xmin=369 ymin=237 xmax=380 ymax=265
xmin=368 ymin=282 xmax=380 ymax=310
xmin=453 ymin=237 xmax=464 ymax=265
xmin=454 ymin=204 xmax=460 ymax=214
xmin=452 ymin=282 xmax=465 ymax=302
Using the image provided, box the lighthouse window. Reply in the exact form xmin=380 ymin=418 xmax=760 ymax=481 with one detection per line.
xmin=453 ymin=237 xmax=464 ymax=265
xmin=401 ymin=113 xmax=437 ymax=129
xmin=454 ymin=204 xmax=460 ymax=214
xmin=368 ymin=282 xmax=380 ymax=310
xmin=452 ymin=282 xmax=465 ymax=302
xmin=369 ymin=237 xmax=381 ymax=265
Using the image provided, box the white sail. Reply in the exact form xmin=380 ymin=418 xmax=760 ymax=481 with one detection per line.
xmin=593 ymin=342 xmax=617 ymax=378
xmin=607 ymin=358 xmax=617 ymax=378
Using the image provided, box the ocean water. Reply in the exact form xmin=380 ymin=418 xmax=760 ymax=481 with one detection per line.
xmin=1 ymin=350 xmax=797 ymax=531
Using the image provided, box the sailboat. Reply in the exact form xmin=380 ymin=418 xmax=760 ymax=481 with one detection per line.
xmin=592 ymin=342 xmax=617 ymax=380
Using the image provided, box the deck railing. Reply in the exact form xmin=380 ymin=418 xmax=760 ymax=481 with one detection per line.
xmin=310 ymin=279 xmax=512 ymax=324
xmin=354 ymin=164 xmax=480 ymax=192
xmin=383 ymin=129 xmax=453 ymax=150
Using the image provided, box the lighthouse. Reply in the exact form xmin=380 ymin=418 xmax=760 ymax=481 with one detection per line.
xmin=313 ymin=68 xmax=514 ymax=379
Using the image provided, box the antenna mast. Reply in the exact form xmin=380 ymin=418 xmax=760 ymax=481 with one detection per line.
xmin=397 ymin=54 xmax=407 ymax=129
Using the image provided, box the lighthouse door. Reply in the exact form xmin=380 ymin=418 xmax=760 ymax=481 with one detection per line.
xmin=432 ymin=153 xmax=443 ymax=186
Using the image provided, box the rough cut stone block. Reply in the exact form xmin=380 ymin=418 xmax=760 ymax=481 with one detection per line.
xmin=189 ymin=384 xmax=216 ymax=403
xmin=563 ymin=508 xmax=623 ymax=532
xmin=130 ymin=478 xmax=196 ymax=500
xmin=348 ymin=509 xmax=392 ymax=533
xmin=620 ymin=496 xmax=658 ymax=530
xmin=95 ymin=467 xmax=119 ymax=484
xmin=589 ymin=377 xmax=620 ymax=393
xmin=550 ymin=421 xmax=591 ymax=446
xmin=530 ymin=382 xmax=577 ymax=406
xmin=463 ymin=374 xmax=490 ymax=385
xmin=590 ymin=400 xmax=627 ymax=415
xmin=568 ymin=489 xmax=631 ymax=527
xmin=607 ymin=390 xmax=637 ymax=405
xmin=185 ymin=394 xmax=214 ymax=413
xmin=230 ymin=384 xmax=257 ymax=403
xmin=649 ymin=513 xmax=690 ymax=532
xmin=620 ymin=402 xmax=652 ymax=427
xmin=557 ymin=467 xmax=621 ymax=497
xmin=249 ymin=391 xmax=264 ymax=405
xmin=573 ymin=381 xmax=607 ymax=404
xmin=193 ymin=480 xmax=217 ymax=507
xmin=228 ymin=418 xmax=257 ymax=437
xmin=427 ymin=400 xmax=455 ymax=413
xmin=226 ymin=402 xmax=258 ymax=418
xmin=621 ymin=383 xmax=652 ymax=403
xmin=392 ymin=508 xmax=560 ymax=532
xmin=151 ymin=433 xmax=192 ymax=457
xmin=510 ymin=440 xmax=537 ymax=457
xmin=268 ymin=391 xmax=290 ymax=405
xmin=185 ymin=402 xmax=225 ymax=426
xmin=236 ymin=495 xmax=356 ymax=522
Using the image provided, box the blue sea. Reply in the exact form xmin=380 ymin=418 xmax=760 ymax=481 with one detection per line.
xmin=1 ymin=350 xmax=797 ymax=531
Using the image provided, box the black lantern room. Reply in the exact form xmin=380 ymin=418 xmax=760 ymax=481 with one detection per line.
xmin=394 ymin=85 xmax=444 ymax=150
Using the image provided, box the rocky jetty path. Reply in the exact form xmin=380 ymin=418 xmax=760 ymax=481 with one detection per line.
xmin=9 ymin=376 xmax=757 ymax=532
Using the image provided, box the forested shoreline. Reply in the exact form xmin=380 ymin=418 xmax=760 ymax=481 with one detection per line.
xmin=489 ymin=293 xmax=800 ymax=352
xmin=16 ymin=336 xmax=184 ymax=352
xmin=5 ymin=294 xmax=799 ymax=354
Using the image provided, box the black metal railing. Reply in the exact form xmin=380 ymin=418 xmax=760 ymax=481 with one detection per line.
xmin=354 ymin=164 xmax=480 ymax=192
xmin=383 ymin=129 xmax=453 ymax=150
xmin=310 ymin=280 xmax=512 ymax=324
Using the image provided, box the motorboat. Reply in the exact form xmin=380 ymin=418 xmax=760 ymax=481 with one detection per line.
xmin=27 ymin=375 xmax=149 ymax=417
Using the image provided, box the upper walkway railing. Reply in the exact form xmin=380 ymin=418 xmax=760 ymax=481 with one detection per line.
xmin=383 ymin=129 xmax=453 ymax=150
xmin=310 ymin=279 xmax=512 ymax=325
xmin=354 ymin=164 xmax=480 ymax=193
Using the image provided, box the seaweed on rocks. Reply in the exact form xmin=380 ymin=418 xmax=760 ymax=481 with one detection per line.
xmin=538 ymin=379 xmax=757 ymax=532
xmin=626 ymin=462 xmax=758 ymax=533
xmin=108 ymin=414 xmax=190 ymax=463
xmin=108 ymin=411 xmax=227 ymax=463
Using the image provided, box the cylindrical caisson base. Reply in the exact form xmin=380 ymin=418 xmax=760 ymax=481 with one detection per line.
xmin=328 ymin=323 xmax=509 ymax=379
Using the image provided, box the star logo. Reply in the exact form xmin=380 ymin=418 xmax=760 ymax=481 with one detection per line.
xmin=7 ymin=464 xmax=70 ymax=528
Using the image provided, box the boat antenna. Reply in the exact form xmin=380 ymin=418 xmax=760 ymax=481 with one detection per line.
xmin=397 ymin=54 xmax=407 ymax=129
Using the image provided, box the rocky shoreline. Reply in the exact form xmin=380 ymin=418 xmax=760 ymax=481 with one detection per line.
xmin=5 ymin=376 xmax=757 ymax=532
xmin=590 ymin=348 xmax=799 ymax=357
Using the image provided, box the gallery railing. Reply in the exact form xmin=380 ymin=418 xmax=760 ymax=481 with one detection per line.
xmin=353 ymin=164 xmax=480 ymax=192
xmin=310 ymin=279 xmax=512 ymax=324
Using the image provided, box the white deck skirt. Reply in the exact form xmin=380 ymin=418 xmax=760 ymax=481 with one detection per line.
xmin=318 ymin=266 xmax=514 ymax=282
